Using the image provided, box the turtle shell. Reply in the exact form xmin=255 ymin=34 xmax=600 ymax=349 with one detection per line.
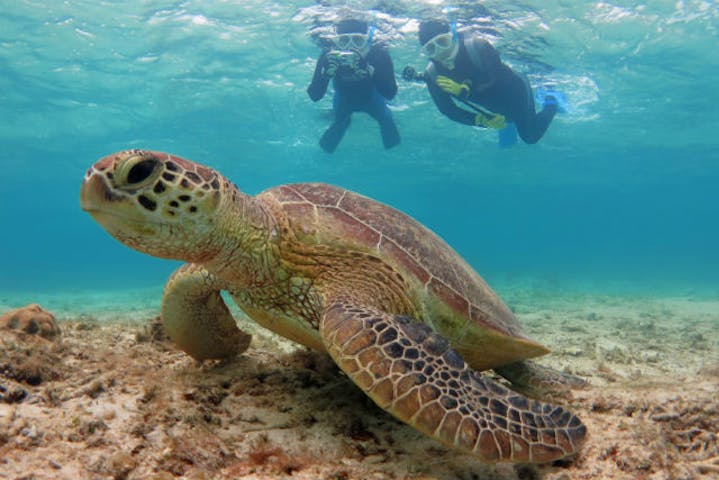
xmin=260 ymin=183 xmax=549 ymax=370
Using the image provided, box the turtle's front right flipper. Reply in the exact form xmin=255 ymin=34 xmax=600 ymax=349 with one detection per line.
xmin=162 ymin=263 xmax=251 ymax=361
xmin=320 ymin=301 xmax=587 ymax=463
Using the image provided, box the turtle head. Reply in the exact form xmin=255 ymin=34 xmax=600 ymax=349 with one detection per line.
xmin=81 ymin=150 xmax=228 ymax=262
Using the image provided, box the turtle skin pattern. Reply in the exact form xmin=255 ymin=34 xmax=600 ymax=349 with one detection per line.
xmin=322 ymin=300 xmax=586 ymax=464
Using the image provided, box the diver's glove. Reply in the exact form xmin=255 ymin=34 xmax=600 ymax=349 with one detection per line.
xmin=352 ymin=54 xmax=374 ymax=79
xmin=474 ymin=113 xmax=506 ymax=129
xmin=436 ymin=75 xmax=470 ymax=98
xmin=325 ymin=54 xmax=341 ymax=78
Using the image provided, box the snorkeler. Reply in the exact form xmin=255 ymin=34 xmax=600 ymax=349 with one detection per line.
xmin=412 ymin=19 xmax=558 ymax=144
xmin=307 ymin=19 xmax=400 ymax=153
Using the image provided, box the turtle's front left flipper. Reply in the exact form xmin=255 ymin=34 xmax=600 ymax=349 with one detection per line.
xmin=162 ymin=263 xmax=251 ymax=361
xmin=320 ymin=301 xmax=587 ymax=464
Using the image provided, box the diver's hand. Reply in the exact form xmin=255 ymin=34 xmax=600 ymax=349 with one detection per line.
xmin=474 ymin=113 xmax=506 ymax=129
xmin=352 ymin=55 xmax=374 ymax=79
xmin=325 ymin=54 xmax=341 ymax=78
xmin=436 ymin=75 xmax=470 ymax=98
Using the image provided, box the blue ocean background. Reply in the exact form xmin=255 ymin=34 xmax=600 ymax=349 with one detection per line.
xmin=1 ymin=0 xmax=718 ymax=299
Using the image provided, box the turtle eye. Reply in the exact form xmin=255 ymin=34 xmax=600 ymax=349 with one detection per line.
xmin=127 ymin=158 xmax=160 ymax=185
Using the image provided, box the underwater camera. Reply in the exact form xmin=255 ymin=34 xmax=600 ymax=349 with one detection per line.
xmin=402 ymin=65 xmax=425 ymax=82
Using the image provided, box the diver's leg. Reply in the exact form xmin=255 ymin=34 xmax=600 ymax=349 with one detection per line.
xmin=514 ymin=75 xmax=558 ymax=144
xmin=516 ymin=104 xmax=558 ymax=144
xmin=366 ymin=90 xmax=400 ymax=149
xmin=320 ymin=91 xmax=352 ymax=153
xmin=320 ymin=117 xmax=351 ymax=153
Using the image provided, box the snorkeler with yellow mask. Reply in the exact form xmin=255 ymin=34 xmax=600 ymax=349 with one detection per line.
xmin=413 ymin=19 xmax=559 ymax=145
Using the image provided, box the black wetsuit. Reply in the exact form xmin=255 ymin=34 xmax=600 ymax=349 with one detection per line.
xmin=308 ymin=45 xmax=399 ymax=152
xmin=424 ymin=36 xmax=557 ymax=144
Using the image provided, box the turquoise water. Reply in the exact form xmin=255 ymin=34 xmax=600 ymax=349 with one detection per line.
xmin=1 ymin=1 xmax=718 ymax=296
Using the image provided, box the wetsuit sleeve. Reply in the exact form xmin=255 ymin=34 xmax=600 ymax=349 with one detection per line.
xmin=307 ymin=53 xmax=330 ymax=102
xmin=424 ymin=66 xmax=476 ymax=126
xmin=368 ymin=47 xmax=398 ymax=100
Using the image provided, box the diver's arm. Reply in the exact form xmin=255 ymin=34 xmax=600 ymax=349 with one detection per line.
xmin=426 ymin=77 xmax=476 ymax=125
xmin=307 ymin=53 xmax=331 ymax=101
xmin=369 ymin=48 xmax=398 ymax=100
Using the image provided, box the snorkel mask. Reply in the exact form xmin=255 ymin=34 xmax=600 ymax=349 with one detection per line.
xmin=330 ymin=24 xmax=374 ymax=55
xmin=422 ymin=22 xmax=459 ymax=68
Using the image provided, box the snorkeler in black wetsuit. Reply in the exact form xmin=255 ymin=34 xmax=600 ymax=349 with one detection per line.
xmin=417 ymin=19 xmax=558 ymax=144
xmin=307 ymin=19 xmax=400 ymax=153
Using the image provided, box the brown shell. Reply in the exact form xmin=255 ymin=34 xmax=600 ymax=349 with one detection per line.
xmin=260 ymin=183 xmax=549 ymax=368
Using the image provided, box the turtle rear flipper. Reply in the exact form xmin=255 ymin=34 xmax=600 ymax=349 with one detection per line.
xmin=162 ymin=263 xmax=251 ymax=361
xmin=320 ymin=301 xmax=587 ymax=464
xmin=495 ymin=360 xmax=588 ymax=398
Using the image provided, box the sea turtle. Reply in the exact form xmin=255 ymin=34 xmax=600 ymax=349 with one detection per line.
xmin=80 ymin=150 xmax=586 ymax=464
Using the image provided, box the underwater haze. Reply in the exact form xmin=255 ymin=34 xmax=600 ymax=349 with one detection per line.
xmin=1 ymin=0 xmax=718 ymax=296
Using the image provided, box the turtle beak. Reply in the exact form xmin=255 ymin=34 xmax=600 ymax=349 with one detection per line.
xmin=80 ymin=168 xmax=127 ymax=214
xmin=80 ymin=174 xmax=117 ymax=233
xmin=80 ymin=173 xmax=105 ymax=212
xmin=81 ymin=172 xmax=111 ymax=212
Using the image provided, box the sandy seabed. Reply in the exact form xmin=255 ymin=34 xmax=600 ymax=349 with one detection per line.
xmin=1 ymin=288 xmax=718 ymax=480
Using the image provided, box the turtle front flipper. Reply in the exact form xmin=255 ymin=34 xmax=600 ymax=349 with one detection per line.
xmin=162 ymin=263 xmax=251 ymax=361
xmin=320 ymin=301 xmax=587 ymax=463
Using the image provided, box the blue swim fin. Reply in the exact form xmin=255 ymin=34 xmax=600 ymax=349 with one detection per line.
xmin=535 ymin=87 xmax=568 ymax=114
xmin=498 ymin=122 xmax=517 ymax=148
